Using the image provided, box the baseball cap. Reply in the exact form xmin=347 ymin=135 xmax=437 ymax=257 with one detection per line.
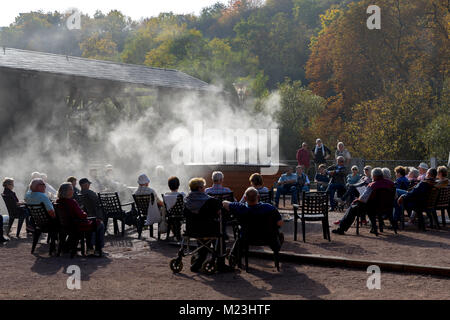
xmin=79 ymin=178 xmax=91 ymax=185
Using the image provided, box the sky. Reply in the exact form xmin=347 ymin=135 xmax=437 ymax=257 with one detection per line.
xmin=0 ymin=0 xmax=226 ymax=26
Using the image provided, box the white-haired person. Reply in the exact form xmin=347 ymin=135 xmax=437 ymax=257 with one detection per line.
xmin=407 ymin=167 xmax=420 ymax=189
xmin=418 ymin=163 xmax=429 ymax=181
xmin=382 ymin=167 xmax=392 ymax=180
xmin=205 ymin=171 xmax=232 ymax=195
xmin=40 ymin=173 xmax=58 ymax=200
xmin=335 ymin=142 xmax=352 ymax=167
xmin=134 ymin=174 xmax=163 ymax=227
xmin=56 ymin=182 xmax=105 ymax=257
xmin=25 ymin=178 xmax=58 ymax=253
xmin=25 ymin=178 xmax=56 ymax=218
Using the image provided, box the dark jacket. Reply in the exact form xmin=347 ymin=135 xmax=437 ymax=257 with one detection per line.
xmin=56 ymin=198 xmax=94 ymax=232
xmin=312 ymin=145 xmax=331 ymax=164
xmin=326 ymin=165 xmax=347 ymax=185
xmin=403 ymin=179 xmax=435 ymax=210
xmin=3 ymin=188 xmax=19 ymax=203
xmin=80 ymin=189 xmax=103 ymax=220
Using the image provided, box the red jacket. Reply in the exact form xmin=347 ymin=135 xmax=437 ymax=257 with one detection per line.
xmin=57 ymin=198 xmax=94 ymax=232
xmin=296 ymin=148 xmax=310 ymax=168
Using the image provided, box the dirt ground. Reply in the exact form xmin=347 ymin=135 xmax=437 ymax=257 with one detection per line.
xmin=0 ymin=211 xmax=449 ymax=300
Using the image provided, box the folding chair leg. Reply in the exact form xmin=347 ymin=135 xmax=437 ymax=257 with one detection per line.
xmin=150 ymin=224 xmax=154 ymax=238
xmin=245 ymin=245 xmax=249 ymax=273
xmin=302 ymin=219 xmax=306 ymax=243
xmin=31 ymin=230 xmax=41 ymax=254
xmin=113 ymin=218 xmax=119 ymax=235
xmin=121 ymin=219 xmax=125 ymax=237
xmin=17 ymin=217 xmax=25 ymax=237
xmin=322 ymin=220 xmax=327 ymax=240
xmin=417 ymin=211 xmax=426 ymax=231
xmin=80 ymin=236 xmax=86 ymax=256
xmin=49 ymin=233 xmax=57 ymax=256
xmin=293 ymin=211 xmax=298 ymax=241
xmin=57 ymin=232 xmax=65 ymax=256
xmin=356 ymin=215 xmax=360 ymax=235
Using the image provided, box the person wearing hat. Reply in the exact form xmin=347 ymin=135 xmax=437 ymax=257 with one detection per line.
xmin=134 ymin=174 xmax=163 ymax=226
xmin=418 ymin=163 xmax=429 ymax=181
xmin=79 ymin=178 xmax=103 ymax=221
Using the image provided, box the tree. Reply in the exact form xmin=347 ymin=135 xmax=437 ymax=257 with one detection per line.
xmin=80 ymin=32 xmax=118 ymax=60
xmin=276 ymin=78 xmax=326 ymax=158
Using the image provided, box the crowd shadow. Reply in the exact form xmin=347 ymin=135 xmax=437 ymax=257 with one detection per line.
xmin=30 ymin=246 xmax=112 ymax=281
xmin=183 ymin=260 xmax=330 ymax=300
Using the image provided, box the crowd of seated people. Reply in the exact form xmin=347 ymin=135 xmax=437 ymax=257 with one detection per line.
xmin=1 ymin=157 xmax=448 ymax=269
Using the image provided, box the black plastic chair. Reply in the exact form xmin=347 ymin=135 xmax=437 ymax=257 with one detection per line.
xmin=25 ymin=203 xmax=59 ymax=255
xmin=293 ymin=191 xmax=330 ymax=242
xmin=132 ymin=193 xmax=155 ymax=239
xmin=207 ymin=192 xmax=234 ymax=202
xmin=416 ymin=187 xmax=440 ymax=231
xmin=360 ymin=187 xmax=396 ymax=235
xmin=2 ymin=194 xmax=28 ymax=237
xmin=259 ymin=190 xmax=273 ymax=204
xmin=435 ymin=186 xmax=450 ymax=227
xmin=97 ymin=192 xmax=133 ymax=237
xmin=162 ymin=194 xmax=185 ymax=241
xmin=238 ymin=208 xmax=282 ymax=272
xmin=54 ymin=202 xmax=88 ymax=258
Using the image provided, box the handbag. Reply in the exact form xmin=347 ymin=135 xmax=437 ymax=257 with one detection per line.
xmin=158 ymin=206 xmax=168 ymax=234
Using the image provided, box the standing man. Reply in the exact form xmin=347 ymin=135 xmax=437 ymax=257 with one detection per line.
xmin=312 ymin=139 xmax=331 ymax=167
xmin=296 ymin=142 xmax=312 ymax=170
xmin=327 ymin=156 xmax=348 ymax=211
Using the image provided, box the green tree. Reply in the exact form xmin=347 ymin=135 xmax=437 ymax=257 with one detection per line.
xmin=276 ymin=78 xmax=326 ymax=158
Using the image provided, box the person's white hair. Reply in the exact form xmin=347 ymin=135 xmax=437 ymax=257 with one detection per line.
xmin=212 ymin=171 xmax=224 ymax=183
xmin=336 ymin=156 xmax=345 ymax=163
xmin=409 ymin=168 xmax=419 ymax=178
xmin=371 ymin=168 xmax=383 ymax=179
xmin=29 ymin=178 xmax=44 ymax=192
xmin=337 ymin=142 xmax=344 ymax=148
xmin=382 ymin=167 xmax=391 ymax=179
xmin=31 ymin=172 xmax=41 ymax=179
xmin=351 ymin=165 xmax=359 ymax=171
xmin=40 ymin=173 xmax=48 ymax=180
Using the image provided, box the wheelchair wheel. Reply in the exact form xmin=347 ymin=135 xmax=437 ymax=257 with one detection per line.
xmin=170 ymin=258 xmax=183 ymax=273
xmin=201 ymin=259 xmax=217 ymax=275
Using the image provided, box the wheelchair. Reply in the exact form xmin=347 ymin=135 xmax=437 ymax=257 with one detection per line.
xmin=169 ymin=208 xmax=240 ymax=275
